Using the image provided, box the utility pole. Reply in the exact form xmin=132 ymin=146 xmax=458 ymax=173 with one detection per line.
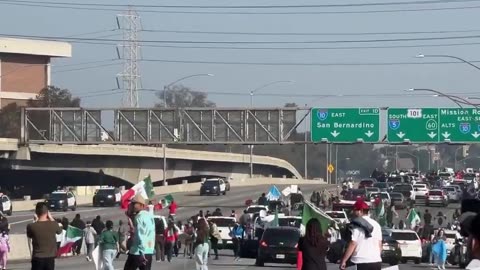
xmin=116 ymin=7 xmax=141 ymax=107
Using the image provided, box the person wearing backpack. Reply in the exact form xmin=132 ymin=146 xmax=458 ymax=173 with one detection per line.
xmin=0 ymin=231 xmax=10 ymax=270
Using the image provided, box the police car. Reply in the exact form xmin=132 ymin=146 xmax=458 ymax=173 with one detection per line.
xmin=46 ymin=190 xmax=77 ymax=211
xmin=92 ymin=187 xmax=121 ymax=207
xmin=0 ymin=194 xmax=12 ymax=216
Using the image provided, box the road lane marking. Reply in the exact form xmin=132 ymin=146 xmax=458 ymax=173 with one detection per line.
xmin=10 ymin=208 xmax=104 ymax=225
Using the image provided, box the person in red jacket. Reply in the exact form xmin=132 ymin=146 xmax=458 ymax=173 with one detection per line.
xmin=169 ymin=200 xmax=177 ymax=216
xmin=164 ymin=220 xmax=178 ymax=262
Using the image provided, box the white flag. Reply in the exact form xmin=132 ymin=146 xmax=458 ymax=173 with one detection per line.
xmin=92 ymin=245 xmax=103 ymax=270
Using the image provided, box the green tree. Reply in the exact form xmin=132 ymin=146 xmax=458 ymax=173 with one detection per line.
xmin=155 ymin=85 xmax=215 ymax=108
xmin=0 ymin=86 xmax=80 ymax=138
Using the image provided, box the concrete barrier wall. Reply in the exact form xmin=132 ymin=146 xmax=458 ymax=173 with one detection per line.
xmin=12 ymin=195 xmax=92 ymax=212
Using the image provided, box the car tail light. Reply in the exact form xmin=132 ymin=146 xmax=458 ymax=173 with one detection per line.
xmin=260 ymin=241 xmax=268 ymax=247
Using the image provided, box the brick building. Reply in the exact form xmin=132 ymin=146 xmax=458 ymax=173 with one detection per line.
xmin=0 ymin=38 xmax=72 ymax=108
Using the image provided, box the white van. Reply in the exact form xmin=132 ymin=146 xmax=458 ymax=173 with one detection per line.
xmin=390 ymin=229 xmax=422 ymax=264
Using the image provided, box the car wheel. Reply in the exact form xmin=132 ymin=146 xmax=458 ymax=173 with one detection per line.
xmin=414 ymin=258 xmax=421 ymax=264
xmin=217 ymin=191 xmax=221 ymax=196
xmin=400 ymin=259 xmax=407 ymax=264
xmin=7 ymin=206 xmax=12 ymax=216
xmin=63 ymin=205 xmax=68 ymax=212
xmin=72 ymin=203 xmax=77 ymax=211
xmin=389 ymin=260 xmax=397 ymax=266
xmin=255 ymin=258 xmax=264 ymax=267
xmin=223 ymin=191 xmax=227 ymax=195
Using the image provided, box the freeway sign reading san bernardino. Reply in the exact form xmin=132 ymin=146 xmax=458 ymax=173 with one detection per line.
xmin=387 ymin=108 xmax=439 ymax=143
xmin=439 ymin=108 xmax=480 ymax=142
xmin=311 ymin=108 xmax=380 ymax=143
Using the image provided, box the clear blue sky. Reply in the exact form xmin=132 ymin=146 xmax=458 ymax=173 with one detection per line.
xmin=1 ymin=0 xmax=479 ymax=108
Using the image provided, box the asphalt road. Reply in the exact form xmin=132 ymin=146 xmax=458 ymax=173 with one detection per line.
xmin=8 ymin=183 xmax=331 ymax=234
xmin=5 ymin=251 xmax=462 ymax=270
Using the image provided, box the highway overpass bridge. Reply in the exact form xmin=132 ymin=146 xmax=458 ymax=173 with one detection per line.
xmin=0 ymin=138 xmax=302 ymax=186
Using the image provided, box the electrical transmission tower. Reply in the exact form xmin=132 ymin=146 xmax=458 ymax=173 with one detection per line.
xmin=116 ymin=8 xmax=141 ymax=107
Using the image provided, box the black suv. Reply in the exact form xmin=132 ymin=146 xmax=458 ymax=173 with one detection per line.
xmin=382 ymin=235 xmax=402 ymax=265
xmin=93 ymin=187 xmax=121 ymax=207
xmin=256 ymin=227 xmax=300 ymax=267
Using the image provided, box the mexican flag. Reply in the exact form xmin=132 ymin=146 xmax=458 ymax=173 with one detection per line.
xmin=57 ymin=225 xmax=83 ymax=256
xmin=157 ymin=194 xmax=174 ymax=209
xmin=302 ymin=200 xmax=335 ymax=234
xmin=407 ymin=208 xmax=421 ymax=229
xmin=120 ymin=175 xmax=154 ymax=209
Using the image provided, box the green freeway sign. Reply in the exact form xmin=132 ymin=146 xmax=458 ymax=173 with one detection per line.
xmin=311 ymin=108 xmax=380 ymax=143
xmin=439 ymin=108 xmax=480 ymax=142
xmin=387 ymin=108 xmax=439 ymax=143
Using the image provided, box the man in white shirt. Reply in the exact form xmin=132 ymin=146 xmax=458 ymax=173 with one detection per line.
xmin=339 ymin=199 xmax=382 ymax=270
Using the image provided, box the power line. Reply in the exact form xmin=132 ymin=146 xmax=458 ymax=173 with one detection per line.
xmin=139 ymin=58 xmax=480 ymax=66
xmin=1 ymin=0 xmax=480 ymax=15
xmin=4 ymin=33 xmax=480 ymax=44
xmin=53 ymin=62 xmax=122 ymax=73
xmin=1 ymin=0 xmax=479 ymax=9
xmin=141 ymin=28 xmax=480 ymax=36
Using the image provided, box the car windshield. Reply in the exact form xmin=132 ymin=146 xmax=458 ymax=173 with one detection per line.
xmin=374 ymin=183 xmax=387 ymax=188
xmin=366 ymin=188 xmax=378 ymax=192
xmin=262 ymin=229 xmax=300 ymax=246
xmin=430 ymin=191 xmax=442 ymax=196
xmin=393 ymin=185 xmax=412 ymax=191
xmin=388 ymin=177 xmax=402 ymax=183
xmin=203 ymin=181 xmax=219 ymax=187
xmin=413 ymin=185 xmax=426 ymax=189
xmin=247 ymin=207 xmax=266 ymax=213
xmin=49 ymin=193 xmax=67 ymax=200
xmin=326 ymin=212 xmax=346 ymax=219
xmin=95 ymin=189 xmax=114 ymax=195
xmin=352 ymin=189 xmax=365 ymax=195
xmin=439 ymin=173 xmax=451 ymax=177
xmin=278 ymin=218 xmax=301 ymax=228
xmin=445 ymin=233 xmax=457 ymax=239
xmin=391 ymin=232 xmax=419 ymax=241
xmin=209 ymin=218 xmax=235 ymax=227
xmin=464 ymin=174 xmax=476 ymax=180
xmin=443 ymin=187 xmax=455 ymax=192
xmin=390 ymin=193 xmax=402 ymax=199
xmin=360 ymin=180 xmax=373 ymax=185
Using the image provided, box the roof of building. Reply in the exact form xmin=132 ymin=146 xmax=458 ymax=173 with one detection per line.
xmin=0 ymin=38 xmax=71 ymax=57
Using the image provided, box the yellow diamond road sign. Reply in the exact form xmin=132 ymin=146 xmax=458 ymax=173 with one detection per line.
xmin=328 ymin=164 xmax=334 ymax=174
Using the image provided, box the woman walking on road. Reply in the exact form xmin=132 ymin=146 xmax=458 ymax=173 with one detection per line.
xmin=0 ymin=231 xmax=10 ymax=270
xmin=100 ymin=220 xmax=119 ymax=270
xmin=194 ymin=218 xmax=210 ymax=270
xmin=298 ymin=218 xmax=329 ymax=270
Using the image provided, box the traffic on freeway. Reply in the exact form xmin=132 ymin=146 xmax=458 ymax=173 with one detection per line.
xmin=4 ymin=169 xmax=480 ymax=270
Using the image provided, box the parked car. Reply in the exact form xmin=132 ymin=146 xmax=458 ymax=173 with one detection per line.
xmin=442 ymin=186 xmax=461 ymax=203
xmin=390 ymin=229 xmax=422 ymax=264
xmin=413 ymin=184 xmax=429 ymax=200
xmin=256 ymin=227 xmax=300 ymax=266
xmin=389 ymin=192 xmax=407 ymax=209
xmin=46 ymin=190 xmax=76 ymax=211
xmin=359 ymin=179 xmax=376 ymax=189
xmin=200 ymin=178 xmax=227 ymax=196
xmin=92 ymin=187 xmax=121 ymax=207
xmin=426 ymin=189 xmax=448 ymax=207
xmin=392 ymin=184 xmax=416 ymax=201
xmin=0 ymin=194 xmax=12 ymax=216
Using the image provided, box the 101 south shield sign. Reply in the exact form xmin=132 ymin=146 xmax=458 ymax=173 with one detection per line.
xmin=311 ymin=108 xmax=380 ymax=143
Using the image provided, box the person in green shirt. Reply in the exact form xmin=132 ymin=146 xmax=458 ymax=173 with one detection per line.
xmin=100 ymin=220 xmax=119 ymax=270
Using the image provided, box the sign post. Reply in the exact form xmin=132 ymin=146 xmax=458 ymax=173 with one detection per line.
xmin=311 ymin=108 xmax=380 ymax=143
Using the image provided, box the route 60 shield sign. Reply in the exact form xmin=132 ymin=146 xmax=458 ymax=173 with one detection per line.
xmin=317 ymin=110 xmax=328 ymax=121
xmin=389 ymin=119 xmax=400 ymax=130
xmin=459 ymin=123 xmax=471 ymax=134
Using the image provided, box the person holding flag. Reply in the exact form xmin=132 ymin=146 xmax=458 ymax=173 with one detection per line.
xmin=373 ymin=197 xmax=386 ymax=227
xmin=407 ymin=207 xmax=421 ymax=230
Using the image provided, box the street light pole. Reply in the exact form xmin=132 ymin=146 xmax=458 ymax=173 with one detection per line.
xmin=405 ymin=88 xmax=473 ymax=108
xmin=162 ymin=73 xmax=214 ymax=184
xmin=416 ymin=54 xmax=480 ymax=72
xmin=248 ymin=80 xmax=294 ymax=178
xmin=304 ymin=104 xmax=308 ymax=179
xmin=454 ymin=146 xmax=463 ymax=171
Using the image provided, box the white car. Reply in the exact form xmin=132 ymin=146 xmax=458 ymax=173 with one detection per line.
xmin=46 ymin=190 xmax=77 ymax=211
xmin=390 ymin=229 xmax=422 ymax=264
xmin=442 ymin=186 xmax=461 ymax=203
xmin=0 ymin=194 xmax=12 ymax=216
xmin=325 ymin=211 xmax=349 ymax=224
xmin=413 ymin=184 xmax=429 ymax=199
xmin=443 ymin=229 xmax=462 ymax=254
xmin=207 ymin=216 xmax=236 ymax=246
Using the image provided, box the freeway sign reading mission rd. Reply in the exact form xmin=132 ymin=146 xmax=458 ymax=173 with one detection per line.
xmin=387 ymin=108 xmax=439 ymax=143
xmin=439 ymin=108 xmax=480 ymax=142
xmin=311 ymin=108 xmax=380 ymax=143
